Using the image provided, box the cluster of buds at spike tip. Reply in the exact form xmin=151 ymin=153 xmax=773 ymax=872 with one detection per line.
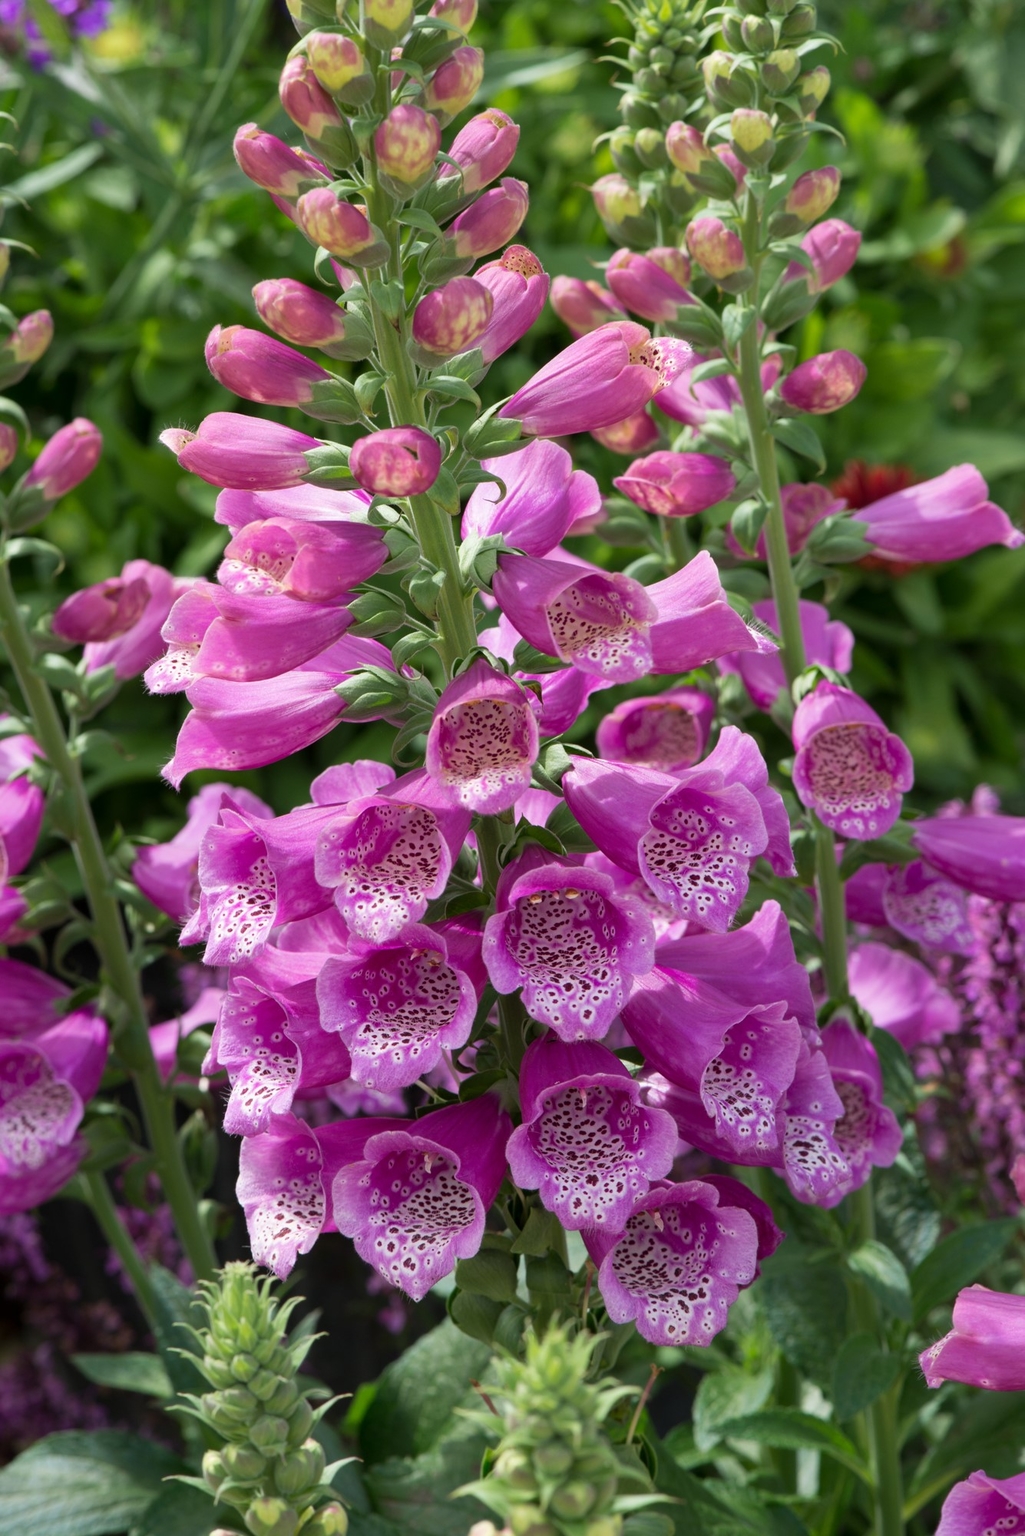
xmin=188 ymin=1263 xmax=347 ymax=1536
xmin=460 ymin=1322 xmax=652 ymax=1536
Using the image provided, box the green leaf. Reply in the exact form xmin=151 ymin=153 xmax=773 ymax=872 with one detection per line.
xmin=0 ymin=1430 xmax=182 ymax=1536
xmin=831 ymin=1333 xmax=900 ymax=1422
xmin=512 ymin=639 xmax=567 ymax=674
xmin=4 ymin=537 xmax=64 ymax=575
xmin=714 ymin=1409 xmax=871 ymax=1483
xmin=425 ymin=373 xmax=481 ymax=406
xmin=72 ymin=1353 xmax=172 ymax=1399
xmin=148 ymin=1265 xmax=207 ymax=1397
xmin=128 ymin=1482 xmax=218 ymax=1536
xmin=721 ymin=305 xmax=756 ymax=353
xmin=6 ymin=142 xmax=104 ymax=200
xmin=364 ymin=1420 xmax=491 ymax=1536
xmin=771 ymin=417 xmax=826 ymax=472
xmin=907 ymin=1390 xmax=1025 ymax=1513
xmin=848 ymin=1239 xmax=913 ymax=1321
xmin=692 ymin=1366 xmax=773 ymax=1452
xmin=758 ymin=1248 xmax=849 ymax=1387
xmin=911 ymin=1219 xmax=1018 ymax=1321
xmin=358 ymin=1320 xmax=491 ymax=1463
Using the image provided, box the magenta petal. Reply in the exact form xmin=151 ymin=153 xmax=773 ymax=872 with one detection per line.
xmin=921 ymin=1287 xmax=1025 ymax=1393
xmin=424 ymin=657 xmax=540 ymax=814
xmin=911 ymin=814 xmax=1025 ymax=903
xmin=849 ymin=941 xmax=959 ymax=1050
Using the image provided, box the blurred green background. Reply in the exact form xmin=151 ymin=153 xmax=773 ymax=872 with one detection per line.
xmin=2 ymin=0 xmax=1025 ymax=815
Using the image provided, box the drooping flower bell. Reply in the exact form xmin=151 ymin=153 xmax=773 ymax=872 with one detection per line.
xmin=0 ymin=727 xmax=44 ymax=880
xmin=792 ymin=682 xmax=914 ymax=840
xmin=233 ymin=124 xmax=329 ymax=197
xmin=217 ymin=515 xmax=386 ymax=602
xmin=132 ymin=781 xmax=272 ymax=924
xmin=332 ymin=1095 xmax=512 ymax=1300
xmin=505 ymin=1035 xmax=678 ymax=1229
xmin=482 ymin=848 xmax=656 ymax=1040
xmin=204 ymin=325 xmax=334 ymax=408
xmin=613 ymin=449 xmax=735 ymax=517
xmin=472 ymin=245 xmax=550 ymax=364
xmin=595 ymin=687 xmax=715 ymax=774
xmin=491 ymin=549 xmax=769 ymax=685
xmin=317 ymin=918 xmax=483 ymax=1091
xmin=349 ymin=426 xmax=442 ymax=496
xmin=58 ymin=559 xmax=184 ymax=681
xmin=161 ymin=412 xmax=320 ymax=490
xmin=783 ymin=218 xmax=861 ymax=293
xmin=500 ymin=321 xmax=689 ymax=437
xmin=583 ymin=1176 xmax=769 ymax=1347
xmin=818 ymin=1015 xmax=902 ymax=1206
xmin=879 ymin=858 xmax=974 ymax=952
xmin=720 ymin=599 xmax=853 ymax=712
xmin=424 ymin=657 xmax=540 ymax=815
xmin=564 ymin=728 xmax=794 ymax=931
xmin=850 ymin=463 xmax=1023 ymax=561
xmin=437 ymin=107 xmax=519 ymax=196
xmin=848 ymin=942 xmax=960 ymax=1050
xmin=605 ymin=246 xmax=693 ymax=322
xmin=549 ymin=276 xmax=625 ymax=338
xmin=443 ymin=178 xmax=529 ymax=258
xmin=461 ymin=439 xmax=600 ymax=558
xmin=935 ymin=1471 xmax=1025 ymax=1536
xmin=781 ymin=349 xmax=867 ymax=414
xmin=921 ymin=1285 xmax=1025 ymax=1392
xmin=24 ymin=417 xmax=102 ymax=502
xmin=911 ymin=813 xmax=1025 ymax=902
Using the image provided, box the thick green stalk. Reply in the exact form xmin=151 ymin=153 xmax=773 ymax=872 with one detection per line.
xmin=814 ymin=814 xmax=848 ymax=999
xmin=850 ymin=1183 xmax=905 ymax=1536
xmin=736 ymin=196 xmax=806 ymax=686
xmin=661 ymin=513 xmax=694 ymax=572
xmin=82 ymin=1170 xmax=159 ymax=1329
xmin=0 ymin=555 xmax=217 ymax=1281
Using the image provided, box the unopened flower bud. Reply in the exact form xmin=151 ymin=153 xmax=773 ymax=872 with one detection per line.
xmin=780 ymin=349 xmax=867 ymax=414
xmin=633 ymin=127 xmax=667 ymax=168
xmin=782 ymin=2 xmax=817 ymax=36
xmin=438 ymin=108 xmax=519 ymax=196
xmin=249 ymin=1414 xmax=290 ymax=1455
xmin=412 ymin=276 xmax=493 ymax=357
xmin=253 ymin=277 xmax=342 ymax=349
xmin=550 ymin=276 xmax=625 ymax=338
xmin=430 ymin=0 xmax=477 ymax=30
xmin=591 ymin=411 xmax=659 ymax=455
xmin=244 ymin=1497 xmax=299 ymax=1536
xmin=52 ymin=574 xmax=150 ymax=644
xmin=202 ymin=1449 xmax=227 ymax=1491
xmin=798 ymin=64 xmax=831 ymax=114
xmin=591 ymin=172 xmax=655 ymax=245
xmin=761 ymin=48 xmax=801 ymax=94
xmin=665 ymin=122 xmax=712 ymax=177
xmin=350 ymin=426 xmax=442 ymax=496
xmin=306 ymin=31 xmax=373 ymax=105
xmin=279 ymin=56 xmax=356 ymax=167
xmin=686 ymin=216 xmax=747 ymax=282
xmin=233 ymin=125 xmax=328 ymax=197
xmin=273 ymin=1439 xmax=326 ymax=1497
xmin=785 ymin=166 xmax=840 ymax=224
xmin=0 ymin=309 xmax=53 ymax=388
xmin=550 ymin=1482 xmax=598 ymax=1520
xmin=425 ymin=45 xmax=485 ymax=124
xmin=375 ymin=104 xmax=441 ymax=186
xmin=703 ymin=49 xmax=754 ymax=107
xmin=730 ymin=108 xmax=774 ymax=167
xmin=303 ymin=1506 xmax=349 ymax=1536
xmin=205 ymin=325 xmax=332 ymax=407
xmin=296 ymin=189 xmax=389 ymax=266
xmin=285 ymin=0 xmax=336 ymax=32
xmin=606 ymin=246 xmax=692 ymax=323
xmin=444 ymin=177 xmax=529 ymax=257
xmin=0 ymin=422 xmax=18 ymax=471
xmin=24 ymin=418 xmax=102 ymax=501
xmin=363 ymin=0 xmax=413 ymax=45
xmin=741 ymin=14 xmax=774 ymax=48
xmin=222 ymin=1443 xmax=268 ymax=1481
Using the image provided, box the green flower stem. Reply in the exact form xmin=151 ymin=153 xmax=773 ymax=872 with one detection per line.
xmin=661 ymin=513 xmax=694 ymax=572
xmin=81 ymin=1170 xmax=159 ymax=1330
xmin=736 ymin=196 xmax=806 ymax=686
xmin=0 ymin=554 xmax=217 ymax=1283
xmin=814 ymin=813 xmax=849 ymax=999
xmin=851 ymin=1182 xmax=905 ymax=1536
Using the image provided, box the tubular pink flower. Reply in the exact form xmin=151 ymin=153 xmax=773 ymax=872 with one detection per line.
xmin=564 ymin=729 xmax=794 ymax=930
xmin=911 ymin=814 xmax=1025 ymax=902
xmin=473 ymin=245 xmax=550 ymax=363
xmin=792 ymin=682 xmax=913 ymax=840
xmin=252 ymin=278 xmax=347 ymax=349
xmin=204 ymin=324 xmax=332 ymax=407
xmin=53 ymin=574 xmax=151 ymax=645
xmin=921 ymin=1287 xmax=1025 ymax=1392
xmin=162 ymin=634 xmax=392 ymax=786
xmin=332 ymin=1095 xmax=512 ymax=1300
xmin=483 ymin=849 xmax=656 ymax=1040
xmin=462 ymin=440 xmax=600 ymax=558
xmin=295 ymin=189 xmax=388 ymax=263
xmin=375 ymin=104 xmax=442 ymax=183
xmin=592 ymin=412 xmax=660 ymax=456
xmin=595 ymin=687 xmax=715 ymax=773
xmin=849 ymin=941 xmax=960 ymax=1050
xmin=550 ymin=276 xmax=626 ymax=338
xmin=214 ymin=482 xmax=371 ymax=531
xmin=935 ymin=1471 xmax=1025 ymax=1536
xmin=425 ymin=657 xmax=540 ymax=814
xmin=477 ymin=613 xmax=613 ymax=738
xmin=233 ymin=124 xmax=329 ymax=197
xmin=424 ymin=45 xmax=484 ymax=122
xmin=656 ymin=355 xmax=782 ymax=428
xmin=606 ymin=247 xmax=694 ymax=322
xmin=492 ymin=549 xmax=770 ymax=684
xmin=818 ymin=1016 xmax=902 ymax=1207
xmin=781 ymin=349 xmax=867 ymax=415
xmin=25 ymin=418 xmax=102 ymax=500
xmin=218 ymin=515 xmax=385 ymax=602
xmin=314 ymin=767 xmax=471 ymax=942
xmin=132 ymin=781 xmax=272 ymax=925
xmin=506 ymin=1035 xmax=678 ymax=1230
xmin=0 ymin=728 xmax=44 ymax=877
xmin=349 ymin=426 xmax=442 ymax=496
xmin=583 ymin=1178 xmax=762 ymax=1347
xmin=437 ymin=107 xmax=519 ymax=195
xmin=160 ymin=412 xmax=320 ymax=490
xmin=881 ymin=859 xmax=974 ymax=952
xmin=444 ymin=177 xmax=529 ymax=257
xmin=238 ymin=1112 xmax=407 ymax=1279
xmin=686 ymin=217 xmax=746 ymax=281
xmin=719 ymin=599 xmax=853 ymax=712
xmin=500 ymin=322 xmax=690 ymax=437
xmin=317 ymin=918 xmax=483 ymax=1091
xmin=614 ymin=450 xmax=735 ymax=517
xmin=74 ymin=559 xmax=183 ymax=680
xmin=851 ymin=464 xmax=1023 ymax=561
xmin=784 ymin=218 xmax=861 ymax=293
xmin=412 ymin=276 xmax=493 ymax=357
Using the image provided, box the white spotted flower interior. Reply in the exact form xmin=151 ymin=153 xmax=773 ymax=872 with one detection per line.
xmin=425 ymin=656 xmax=540 ymax=815
xmin=792 ymin=681 xmax=913 ymax=840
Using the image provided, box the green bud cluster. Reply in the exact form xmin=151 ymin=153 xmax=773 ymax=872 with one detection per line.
xmin=183 ymin=1263 xmax=347 ymax=1536
xmin=601 ymin=0 xmax=710 ymax=244
xmin=460 ymin=1325 xmax=656 ymax=1536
